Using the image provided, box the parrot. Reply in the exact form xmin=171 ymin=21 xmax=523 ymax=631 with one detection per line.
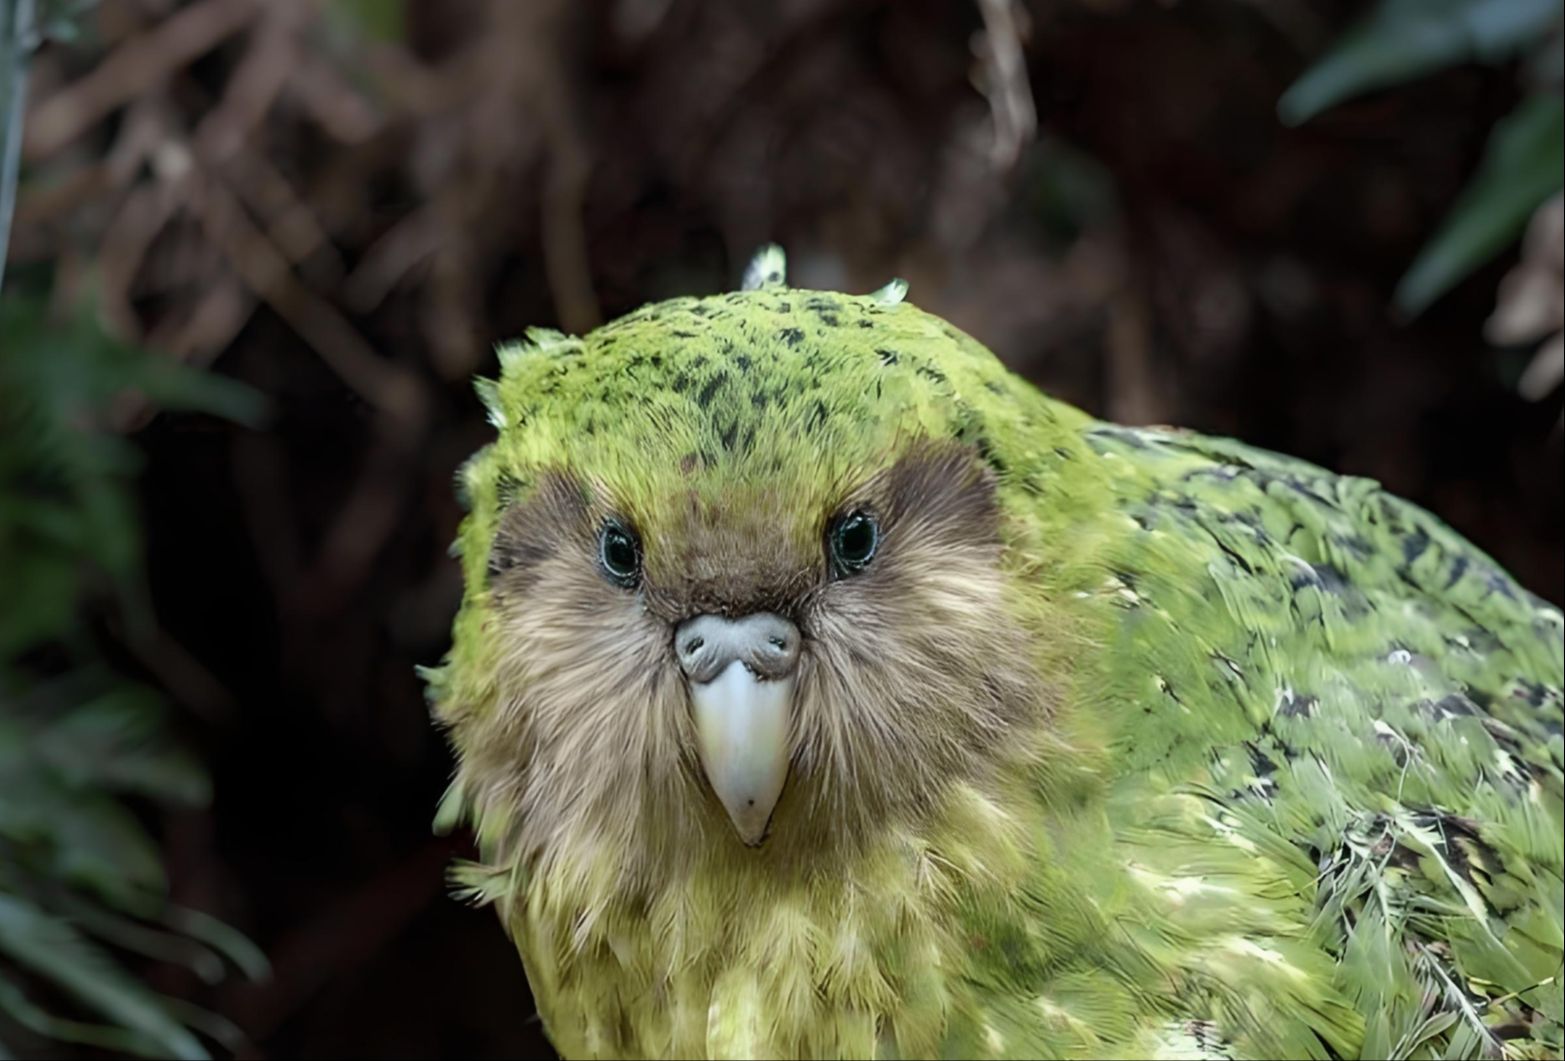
xmin=424 ymin=246 xmax=1564 ymax=1060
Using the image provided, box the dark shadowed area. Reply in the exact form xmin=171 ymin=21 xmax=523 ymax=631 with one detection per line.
xmin=2 ymin=0 xmax=1561 ymax=1058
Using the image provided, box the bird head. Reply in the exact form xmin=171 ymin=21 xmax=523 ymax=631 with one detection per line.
xmin=434 ymin=249 xmax=1068 ymax=885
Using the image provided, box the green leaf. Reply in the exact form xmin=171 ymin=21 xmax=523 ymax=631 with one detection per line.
xmin=0 ymin=291 xmax=260 ymax=1058
xmin=0 ymin=549 xmax=80 ymax=656
xmin=1279 ymin=0 xmax=1562 ymax=125
xmin=1363 ymin=1010 xmax=1393 ymax=1060
xmin=1 ymin=296 xmax=262 ymax=656
xmin=166 ymin=906 xmax=271 ymax=983
xmin=0 ymin=976 xmax=170 ymax=1058
xmin=54 ymin=897 xmax=226 ymax=984
xmin=156 ymin=997 xmax=247 ymax=1051
xmin=0 ymin=895 xmax=208 ymax=1059
xmin=0 ymin=784 xmax=167 ymax=908
xmin=1395 ymin=92 xmax=1565 ymax=316
xmin=36 ymin=684 xmax=210 ymax=804
xmin=134 ymin=356 xmax=267 ymax=427
xmin=1393 ymin=1010 xmax=1460 ymax=1057
xmin=1440 ymin=1019 xmax=1484 ymax=1059
xmin=0 ymin=296 xmax=266 ymax=426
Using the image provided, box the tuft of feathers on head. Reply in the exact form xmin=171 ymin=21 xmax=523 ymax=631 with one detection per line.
xmin=741 ymin=244 xmax=788 ymax=291
xmin=495 ymin=327 xmax=582 ymax=378
xmin=740 ymin=243 xmax=909 ymax=305
xmin=870 ymin=277 xmax=909 ymax=305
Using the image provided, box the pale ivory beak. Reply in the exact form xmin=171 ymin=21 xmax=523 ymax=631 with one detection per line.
xmin=690 ymin=661 xmax=793 ymax=845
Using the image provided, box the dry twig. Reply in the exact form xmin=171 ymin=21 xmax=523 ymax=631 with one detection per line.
xmin=973 ymin=0 xmax=1036 ymax=171
xmin=23 ymin=0 xmax=257 ymax=159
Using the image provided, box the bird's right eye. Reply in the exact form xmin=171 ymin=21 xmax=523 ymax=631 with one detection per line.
xmin=598 ymin=519 xmax=642 ymax=589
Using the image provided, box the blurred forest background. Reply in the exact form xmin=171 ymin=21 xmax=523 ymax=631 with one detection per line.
xmin=1 ymin=0 xmax=1562 ymax=1058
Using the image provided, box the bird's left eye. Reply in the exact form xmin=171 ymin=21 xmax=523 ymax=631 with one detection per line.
xmin=598 ymin=520 xmax=642 ymax=589
xmin=828 ymin=510 xmax=879 ymax=577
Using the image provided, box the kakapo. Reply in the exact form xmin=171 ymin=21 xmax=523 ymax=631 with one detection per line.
xmin=425 ymin=247 xmax=1564 ymax=1061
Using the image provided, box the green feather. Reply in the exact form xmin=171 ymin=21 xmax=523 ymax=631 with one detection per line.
xmin=428 ymin=248 xmax=1564 ymax=1059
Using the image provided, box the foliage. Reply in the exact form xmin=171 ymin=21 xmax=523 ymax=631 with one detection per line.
xmin=0 ymin=297 xmax=265 ymax=1058
xmin=1281 ymin=0 xmax=1565 ymax=319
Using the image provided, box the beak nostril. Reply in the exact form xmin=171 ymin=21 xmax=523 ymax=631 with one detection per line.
xmin=676 ymin=612 xmax=800 ymax=687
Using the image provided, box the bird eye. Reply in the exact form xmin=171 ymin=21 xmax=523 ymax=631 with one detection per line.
xmin=828 ymin=510 xmax=879 ymax=577
xmin=598 ymin=520 xmax=641 ymax=588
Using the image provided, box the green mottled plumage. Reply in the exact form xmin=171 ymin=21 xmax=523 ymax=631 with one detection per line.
xmin=429 ymin=250 xmax=1564 ymax=1060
